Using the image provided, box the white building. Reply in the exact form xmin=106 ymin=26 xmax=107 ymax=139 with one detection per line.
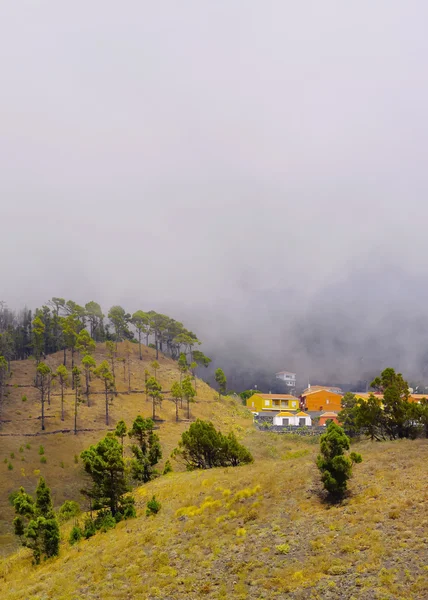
xmin=273 ymin=411 xmax=312 ymax=427
xmin=275 ymin=371 xmax=296 ymax=388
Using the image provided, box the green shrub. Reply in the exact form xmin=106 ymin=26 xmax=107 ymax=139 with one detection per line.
xmin=21 ymin=395 xmax=27 ymax=402
xmin=146 ymin=495 xmax=161 ymax=516
xmin=58 ymin=500 xmax=81 ymax=523
xmin=172 ymin=419 xmax=253 ymax=470
xmin=40 ymin=456 xmax=47 ymax=464
xmin=163 ymin=460 xmax=173 ymax=474
xmin=83 ymin=516 xmax=96 ymax=539
xmin=10 ymin=453 xmax=14 ymax=459
xmin=8 ymin=463 xmax=13 ymax=470
xmin=19 ymin=446 xmax=24 ymax=453
xmin=25 ymin=443 xmax=31 ymax=450
xmin=276 ymin=543 xmax=290 ymax=554
xmin=316 ymin=422 xmax=362 ymax=500
xmin=94 ymin=510 xmax=116 ymax=532
xmin=69 ymin=526 xmax=83 ymax=545
xmin=38 ymin=445 xmax=45 ymax=456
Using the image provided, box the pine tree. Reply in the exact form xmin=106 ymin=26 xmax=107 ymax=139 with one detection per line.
xmin=214 ymin=368 xmax=227 ymax=399
xmin=80 ymin=436 xmax=131 ymax=517
xmin=115 ymin=420 xmax=128 ymax=455
xmin=170 ymin=382 xmax=183 ymax=422
xmin=316 ymin=422 xmax=362 ymax=500
xmin=182 ymin=375 xmax=196 ymax=420
xmin=146 ymin=376 xmax=162 ymax=420
xmin=12 ymin=477 xmax=60 ymax=564
xmin=56 ymin=364 xmax=69 ymax=421
xmin=128 ymin=416 xmax=162 ymax=482
xmin=94 ymin=361 xmax=114 ymax=426
xmin=36 ymin=362 xmax=51 ymax=431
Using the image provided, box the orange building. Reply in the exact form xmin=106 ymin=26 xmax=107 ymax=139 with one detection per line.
xmin=319 ymin=412 xmax=339 ymax=426
xmin=302 ymin=388 xmax=343 ymax=412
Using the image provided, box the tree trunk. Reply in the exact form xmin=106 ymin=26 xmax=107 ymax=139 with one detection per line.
xmin=152 ymin=397 xmax=156 ymax=420
xmin=47 ymin=382 xmax=51 ymax=406
xmin=155 ymin=337 xmax=159 ymax=360
xmin=139 ymin=332 xmax=142 ymax=360
xmin=128 ymin=358 xmax=131 ymax=392
xmin=176 ymin=401 xmax=179 ymax=422
xmin=71 ymin=348 xmax=75 ymax=389
xmin=63 ymin=347 xmax=66 ymax=366
xmin=74 ymin=388 xmax=78 ymax=434
xmin=187 ymin=398 xmax=190 ymax=420
xmin=41 ymin=394 xmax=45 ymax=431
xmin=105 ymin=385 xmax=109 ymax=425
xmin=86 ymin=370 xmax=90 ymax=406
xmin=61 ymin=387 xmax=64 ymax=421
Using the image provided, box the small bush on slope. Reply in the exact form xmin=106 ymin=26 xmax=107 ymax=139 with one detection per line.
xmin=172 ymin=419 xmax=253 ymax=470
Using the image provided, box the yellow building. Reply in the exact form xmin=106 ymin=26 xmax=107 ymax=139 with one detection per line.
xmin=246 ymin=393 xmax=299 ymax=413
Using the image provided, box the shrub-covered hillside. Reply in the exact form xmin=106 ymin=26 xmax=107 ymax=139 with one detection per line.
xmin=0 ymin=437 xmax=427 ymax=599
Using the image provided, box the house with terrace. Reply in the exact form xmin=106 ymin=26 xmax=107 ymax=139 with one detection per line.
xmin=246 ymin=393 xmax=299 ymax=413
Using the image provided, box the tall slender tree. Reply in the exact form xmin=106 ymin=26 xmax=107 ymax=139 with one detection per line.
xmin=131 ymin=310 xmax=149 ymax=360
xmin=182 ymin=376 xmax=196 ymax=420
xmin=108 ymin=305 xmax=131 ymax=347
xmin=178 ymin=353 xmax=188 ymax=384
xmin=171 ymin=381 xmax=183 ymax=422
xmin=214 ymin=368 xmax=227 ymax=400
xmin=94 ymin=361 xmax=114 ymax=425
xmin=32 ymin=316 xmax=45 ymax=366
xmin=56 ymin=364 xmax=69 ymax=421
xmin=82 ymin=354 xmax=96 ymax=405
xmin=106 ymin=341 xmax=117 ymax=395
xmin=146 ymin=376 xmax=162 ymax=420
xmin=72 ymin=367 xmax=82 ymax=435
xmin=85 ymin=301 xmax=104 ymax=340
xmin=0 ymin=355 xmax=8 ymax=403
xmin=150 ymin=360 xmax=160 ymax=380
xmin=36 ymin=362 xmax=51 ymax=431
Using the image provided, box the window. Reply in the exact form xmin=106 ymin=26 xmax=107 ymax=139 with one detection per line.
xmin=282 ymin=418 xmax=289 ymax=426
xmin=326 ymin=399 xmax=330 ymax=405
xmin=299 ymin=418 xmax=306 ymax=427
xmin=265 ymin=400 xmax=269 ymax=406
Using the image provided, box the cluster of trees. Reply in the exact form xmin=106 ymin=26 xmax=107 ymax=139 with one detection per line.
xmin=172 ymin=419 xmax=253 ymax=469
xmin=339 ymin=368 xmax=428 ymax=440
xmin=11 ymin=416 xmax=251 ymax=562
xmin=0 ymin=299 xmax=204 ymax=364
xmin=11 ymin=477 xmax=60 ymax=564
xmin=31 ymin=338 xmax=218 ymax=432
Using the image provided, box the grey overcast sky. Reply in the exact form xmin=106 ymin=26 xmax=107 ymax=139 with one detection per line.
xmin=2 ymin=2 xmax=428 ymax=384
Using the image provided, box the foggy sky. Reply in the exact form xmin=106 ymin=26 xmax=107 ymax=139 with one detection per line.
xmin=2 ymin=2 xmax=428 ymax=387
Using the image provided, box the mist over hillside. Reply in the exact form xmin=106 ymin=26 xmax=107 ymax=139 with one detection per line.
xmin=2 ymin=2 xmax=428 ymax=390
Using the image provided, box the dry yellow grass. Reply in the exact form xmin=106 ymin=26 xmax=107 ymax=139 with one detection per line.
xmin=0 ymin=343 xmax=251 ymax=554
xmin=1 ymin=348 xmax=428 ymax=598
xmin=0 ymin=437 xmax=427 ymax=599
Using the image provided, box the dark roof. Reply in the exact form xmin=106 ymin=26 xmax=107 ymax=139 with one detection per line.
xmin=254 ymin=411 xmax=278 ymax=417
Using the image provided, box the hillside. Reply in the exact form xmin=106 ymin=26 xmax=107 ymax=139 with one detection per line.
xmin=0 ymin=343 xmax=251 ymax=554
xmin=0 ymin=436 xmax=427 ymax=599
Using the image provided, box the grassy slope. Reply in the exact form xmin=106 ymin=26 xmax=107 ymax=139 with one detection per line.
xmin=0 ymin=436 xmax=427 ymax=599
xmin=1 ymin=346 xmax=427 ymax=599
xmin=0 ymin=343 xmax=250 ymax=554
